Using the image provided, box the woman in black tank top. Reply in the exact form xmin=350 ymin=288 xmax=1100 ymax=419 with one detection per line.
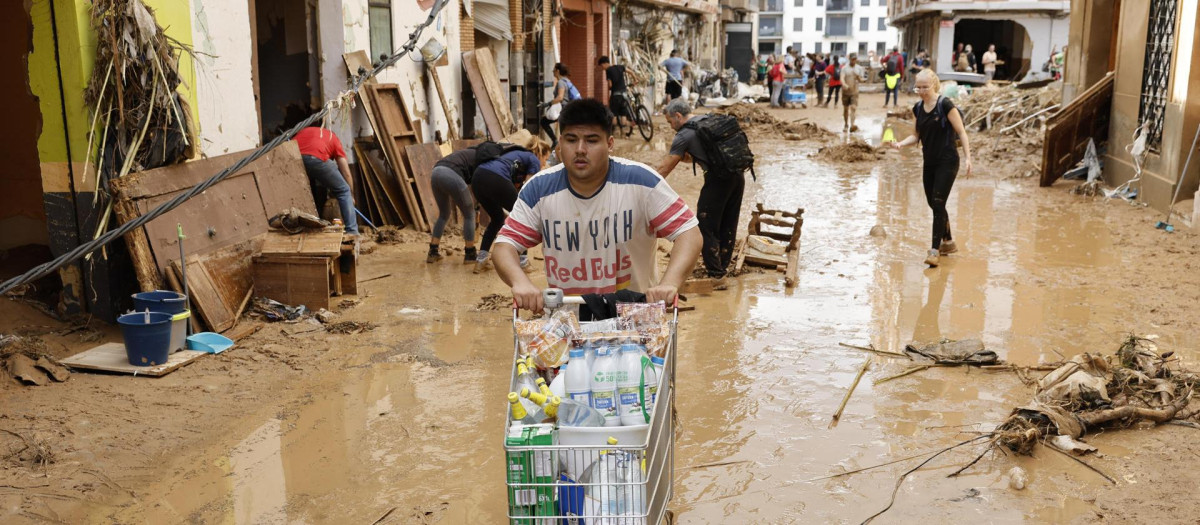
xmin=888 ymin=69 xmax=973 ymax=267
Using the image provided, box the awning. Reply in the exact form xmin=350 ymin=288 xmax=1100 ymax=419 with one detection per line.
xmin=472 ymin=0 xmax=512 ymax=41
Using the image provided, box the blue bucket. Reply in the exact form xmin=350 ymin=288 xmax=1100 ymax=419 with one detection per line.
xmin=117 ymin=312 xmax=173 ymax=366
xmin=131 ymin=290 xmax=187 ymax=315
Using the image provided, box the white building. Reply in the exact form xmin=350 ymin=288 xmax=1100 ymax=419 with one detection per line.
xmin=888 ymin=0 xmax=1070 ymax=80
xmin=758 ymin=0 xmax=899 ymax=59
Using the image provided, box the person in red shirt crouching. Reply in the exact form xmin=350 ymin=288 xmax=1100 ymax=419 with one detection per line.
xmin=293 ymin=120 xmax=358 ymax=235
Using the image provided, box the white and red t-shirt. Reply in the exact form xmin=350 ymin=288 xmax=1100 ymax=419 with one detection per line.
xmin=496 ymin=157 xmax=698 ymax=295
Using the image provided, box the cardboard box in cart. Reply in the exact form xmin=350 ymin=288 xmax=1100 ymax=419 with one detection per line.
xmin=505 ymin=424 xmax=557 ymax=523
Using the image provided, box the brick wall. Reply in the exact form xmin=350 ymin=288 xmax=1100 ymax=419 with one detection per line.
xmin=559 ymin=0 xmax=609 ymax=101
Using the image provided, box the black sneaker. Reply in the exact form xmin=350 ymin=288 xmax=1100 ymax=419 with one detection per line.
xmin=463 ymin=248 xmax=477 ymax=264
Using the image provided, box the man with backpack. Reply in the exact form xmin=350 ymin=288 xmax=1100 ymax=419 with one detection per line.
xmin=881 ymin=47 xmax=904 ymax=108
xmin=470 ymin=144 xmax=544 ymax=273
xmin=656 ymin=98 xmax=755 ymax=284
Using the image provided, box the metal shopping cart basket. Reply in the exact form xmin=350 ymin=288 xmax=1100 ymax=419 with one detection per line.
xmin=503 ymin=289 xmax=678 ymax=524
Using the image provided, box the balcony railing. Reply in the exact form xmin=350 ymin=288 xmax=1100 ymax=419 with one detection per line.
xmin=826 ymin=0 xmax=853 ymax=13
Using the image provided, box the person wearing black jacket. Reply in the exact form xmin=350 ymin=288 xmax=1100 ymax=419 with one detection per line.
xmin=426 ymin=148 xmax=479 ymax=263
xmin=889 ymin=70 xmax=973 ymax=268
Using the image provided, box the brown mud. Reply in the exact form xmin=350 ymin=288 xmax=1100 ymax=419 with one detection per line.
xmin=3 ymin=92 xmax=1200 ymax=523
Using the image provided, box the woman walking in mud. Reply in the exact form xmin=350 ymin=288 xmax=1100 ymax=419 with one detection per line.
xmin=889 ymin=69 xmax=972 ymax=267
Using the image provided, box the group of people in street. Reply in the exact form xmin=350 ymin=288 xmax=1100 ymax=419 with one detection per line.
xmin=953 ymin=43 xmax=1001 ymax=82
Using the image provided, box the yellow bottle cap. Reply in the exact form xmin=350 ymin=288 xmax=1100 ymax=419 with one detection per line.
xmin=508 ymin=392 xmax=520 ymax=404
xmin=607 ymin=437 xmax=618 ymax=445
xmin=520 ymin=387 xmax=531 ymax=398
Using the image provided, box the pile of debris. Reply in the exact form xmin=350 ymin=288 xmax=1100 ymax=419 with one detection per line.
xmin=2 ymin=335 xmax=70 ymax=386
xmin=991 ymin=336 xmax=1198 ymax=456
xmin=375 ymin=225 xmax=424 ymax=245
xmin=815 ymin=139 xmax=885 ymax=163
xmin=955 ymin=82 xmax=1061 ymax=138
xmin=714 ymin=105 xmax=832 ymax=141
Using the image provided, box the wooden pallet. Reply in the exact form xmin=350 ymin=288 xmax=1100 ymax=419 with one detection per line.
xmin=61 ymin=343 xmax=206 ymax=377
xmin=744 ymin=204 xmax=805 ymax=287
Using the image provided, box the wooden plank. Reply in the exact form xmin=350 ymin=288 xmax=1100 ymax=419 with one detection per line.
xmin=405 ymin=143 xmax=444 ymax=229
xmin=732 ymin=238 xmax=747 ymax=275
xmin=367 ymin=85 xmax=428 ymax=231
xmin=785 ymin=248 xmax=799 ymax=288
xmin=461 ymin=50 xmax=505 ymax=139
xmin=260 ymin=231 xmax=345 ymax=257
xmin=428 ymin=65 xmax=459 ymax=140
xmin=252 ymin=255 xmax=332 ymax=311
xmin=354 ymin=141 xmax=405 ymax=225
xmin=113 ymin=198 xmax=162 ymax=291
xmin=744 ymin=247 xmax=788 ymax=267
xmin=473 ymin=47 xmax=514 ymax=134
xmin=342 ymin=51 xmax=377 ymax=85
xmin=61 ymin=342 xmax=205 ymax=377
xmin=680 ymin=279 xmax=715 ymax=295
xmin=173 ymin=259 xmax=236 ymax=333
xmin=112 ymin=142 xmax=312 ymax=208
xmin=451 ymin=139 xmax=484 ymax=150
xmin=138 ymin=173 xmax=266 ymax=277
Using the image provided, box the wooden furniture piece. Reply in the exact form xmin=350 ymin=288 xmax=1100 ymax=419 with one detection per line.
xmin=743 ymin=204 xmax=805 ymax=288
xmin=252 ymin=231 xmax=357 ymax=311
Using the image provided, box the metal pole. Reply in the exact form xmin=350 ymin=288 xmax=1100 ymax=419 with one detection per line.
xmin=1160 ymin=123 xmax=1200 ymax=229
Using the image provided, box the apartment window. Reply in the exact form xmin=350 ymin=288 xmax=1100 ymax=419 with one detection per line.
xmin=858 ymin=42 xmax=868 ymax=55
xmin=827 ymin=15 xmax=850 ymax=36
xmin=794 ymin=0 xmax=803 ymax=5
xmin=817 ymin=0 xmax=824 ymax=6
xmin=795 ymin=43 xmax=803 ymax=54
xmin=760 ymin=17 xmax=781 ymax=36
xmin=368 ymin=1 xmax=393 ymax=63
xmin=794 ymin=18 xmax=803 ymax=31
xmin=859 ymin=18 xmax=868 ymax=32
xmin=1140 ymin=0 xmax=1178 ymax=150
xmin=878 ymin=17 xmax=886 ymax=31
xmin=815 ymin=42 xmax=823 ymax=54
xmin=878 ymin=0 xmax=885 ymax=5
xmin=876 ymin=42 xmax=885 ymax=55
xmin=816 ymin=17 xmax=823 ymax=31
xmin=860 ymin=0 xmax=869 ymax=5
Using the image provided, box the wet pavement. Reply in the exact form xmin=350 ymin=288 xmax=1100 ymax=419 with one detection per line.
xmin=46 ymin=98 xmax=1200 ymax=523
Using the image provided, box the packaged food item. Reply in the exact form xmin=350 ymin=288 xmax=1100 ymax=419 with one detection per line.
xmin=515 ymin=318 xmax=547 ymax=354
xmin=526 ymin=310 xmax=579 ymax=368
xmin=617 ymin=302 xmax=670 ymax=358
xmin=579 ymin=317 xmax=622 ymax=333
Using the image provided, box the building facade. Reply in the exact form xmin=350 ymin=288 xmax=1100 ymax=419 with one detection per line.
xmin=1062 ymin=0 xmax=1200 ymax=216
xmin=888 ymin=0 xmax=1069 ymax=80
xmin=759 ymin=0 xmax=898 ymax=58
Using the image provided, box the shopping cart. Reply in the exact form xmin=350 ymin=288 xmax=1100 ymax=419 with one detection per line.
xmin=503 ymin=289 xmax=678 ymax=524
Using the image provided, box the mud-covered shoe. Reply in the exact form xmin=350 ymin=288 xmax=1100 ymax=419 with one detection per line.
xmin=924 ymin=249 xmax=940 ymax=267
xmin=939 ymin=239 xmax=958 ymax=255
xmin=473 ymin=251 xmax=491 ymax=274
xmin=426 ymin=246 xmax=443 ymax=263
xmin=463 ymin=247 xmax=477 ymax=264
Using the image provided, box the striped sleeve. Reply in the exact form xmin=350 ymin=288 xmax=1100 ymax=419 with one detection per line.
xmin=496 ymin=193 xmax=542 ymax=250
xmin=646 ymin=181 xmax=698 ymax=241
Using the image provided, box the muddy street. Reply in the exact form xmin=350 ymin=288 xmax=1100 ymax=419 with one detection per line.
xmin=4 ymin=92 xmax=1200 ymax=523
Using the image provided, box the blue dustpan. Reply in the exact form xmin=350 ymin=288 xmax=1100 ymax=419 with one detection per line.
xmin=186 ymin=332 xmax=234 ymax=354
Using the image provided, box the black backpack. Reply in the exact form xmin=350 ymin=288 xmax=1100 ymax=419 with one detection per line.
xmin=886 ymin=54 xmax=900 ymax=75
xmin=682 ymin=114 xmax=756 ymax=180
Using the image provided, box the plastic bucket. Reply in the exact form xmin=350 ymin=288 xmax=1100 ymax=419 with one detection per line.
xmin=169 ymin=310 xmax=190 ymax=353
xmin=131 ymin=290 xmax=187 ymax=315
xmin=117 ymin=311 xmax=173 ymax=366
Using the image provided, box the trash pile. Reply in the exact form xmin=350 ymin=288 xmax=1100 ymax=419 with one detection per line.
xmin=714 ymin=105 xmax=832 ymax=141
xmin=506 ymin=302 xmax=671 ymax=521
xmin=1 ymin=335 xmax=70 ymax=386
xmin=815 ymin=139 xmax=886 ymax=163
xmin=992 ymin=336 xmax=1198 ymax=456
xmin=955 ymin=82 xmax=1061 ymax=136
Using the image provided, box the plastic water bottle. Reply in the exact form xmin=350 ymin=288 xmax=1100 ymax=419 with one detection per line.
xmin=617 ymin=343 xmax=651 ymax=426
xmin=556 ymin=397 xmax=607 ymax=427
xmin=536 ymin=377 xmax=552 ymax=397
xmin=591 ymin=346 xmax=622 ymax=426
xmin=549 ymin=364 xmax=567 ymax=399
xmin=580 ymin=437 xmax=621 ymax=518
xmin=519 ymin=387 xmax=552 ymax=422
xmin=565 ymin=347 xmax=593 ymax=407
xmin=650 ymin=355 xmax=665 ymax=383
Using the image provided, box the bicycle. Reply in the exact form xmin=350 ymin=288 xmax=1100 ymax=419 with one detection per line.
xmin=614 ymin=88 xmax=654 ymax=142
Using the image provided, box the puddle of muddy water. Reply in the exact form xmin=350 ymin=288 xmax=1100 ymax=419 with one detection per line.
xmin=66 ymin=108 xmax=1189 ymax=524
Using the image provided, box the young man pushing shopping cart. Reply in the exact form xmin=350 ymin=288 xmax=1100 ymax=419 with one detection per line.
xmin=492 ymin=99 xmax=703 ymax=313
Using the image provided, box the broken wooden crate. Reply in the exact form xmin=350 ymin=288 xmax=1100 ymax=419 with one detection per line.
xmin=736 ymin=204 xmax=805 ymax=287
xmin=252 ymin=230 xmax=357 ymax=311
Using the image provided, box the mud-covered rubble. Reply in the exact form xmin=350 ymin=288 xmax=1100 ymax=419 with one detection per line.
xmin=2 ymin=334 xmax=70 ymax=386
xmin=815 ymin=139 xmax=886 ymax=163
xmin=715 ymin=104 xmax=833 ymax=141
